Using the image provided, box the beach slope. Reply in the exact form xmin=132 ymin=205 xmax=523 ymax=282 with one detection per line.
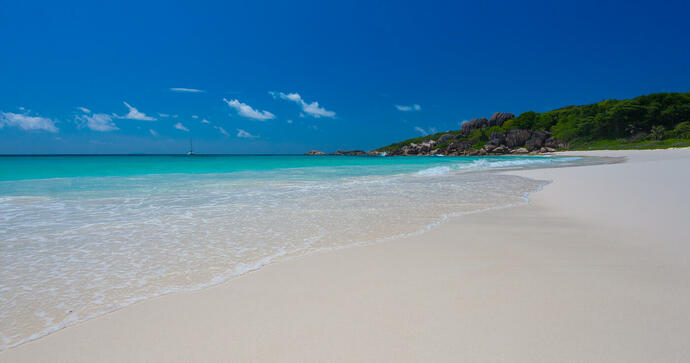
xmin=2 ymin=149 xmax=689 ymax=362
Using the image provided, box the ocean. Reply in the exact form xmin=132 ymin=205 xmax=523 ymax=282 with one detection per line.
xmin=0 ymin=154 xmax=582 ymax=349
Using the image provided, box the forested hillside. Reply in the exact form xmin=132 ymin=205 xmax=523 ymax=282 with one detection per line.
xmin=377 ymin=92 xmax=690 ymax=155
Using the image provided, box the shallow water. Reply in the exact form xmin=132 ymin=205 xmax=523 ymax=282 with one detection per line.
xmin=0 ymin=154 xmax=582 ymax=349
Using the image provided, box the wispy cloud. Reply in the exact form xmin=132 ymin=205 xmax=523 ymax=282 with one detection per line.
xmin=201 ymin=118 xmax=211 ymax=124
xmin=158 ymin=113 xmax=170 ymax=118
xmin=270 ymin=92 xmax=335 ymax=118
xmin=191 ymin=115 xmax=199 ymax=119
xmin=236 ymin=128 xmax=258 ymax=138
xmin=174 ymin=122 xmax=189 ymax=132
xmin=395 ymin=104 xmax=421 ymax=112
xmin=215 ymin=126 xmax=229 ymax=136
xmin=286 ymin=119 xmax=293 ymax=124
xmin=0 ymin=111 xmax=59 ymax=132
xmin=414 ymin=126 xmax=437 ymax=136
xmin=223 ymin=98 xmax=275 ymax=121
xmin=170 ymin=88 xmax=205 ymax=93
xmin=77 ymin=106 xmax=91 ymax=114
xmin=149 ymin=129 xmax=159 ymax=137
xmin=115 ymin=102 xmax=156 ymax=121
xmin=77 ymin=113 xmax=119 ymax=132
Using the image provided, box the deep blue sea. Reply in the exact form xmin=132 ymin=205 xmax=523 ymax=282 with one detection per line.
xmin=0 ymin=154 xmax=581 ymax=349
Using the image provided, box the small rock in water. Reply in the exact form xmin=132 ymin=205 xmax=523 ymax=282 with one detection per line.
xmin=305 ymin=150 xmax=326 ymax=155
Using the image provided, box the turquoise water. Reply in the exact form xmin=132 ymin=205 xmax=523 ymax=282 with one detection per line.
xmin=1 ymin=154 xmax=569 ymax=182
xmin=0 ymin=154 xmax=581 ymax=349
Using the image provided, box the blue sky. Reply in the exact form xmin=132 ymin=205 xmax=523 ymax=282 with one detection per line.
xmin=1 ymin=0 xmax=688 ymax=154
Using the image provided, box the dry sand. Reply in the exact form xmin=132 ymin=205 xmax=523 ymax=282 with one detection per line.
xmin=2 ymin=149 xmax=689 ymax=362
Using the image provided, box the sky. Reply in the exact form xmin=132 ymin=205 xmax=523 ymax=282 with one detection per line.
xmin=1 ymin=0 xmax=689 ymax=154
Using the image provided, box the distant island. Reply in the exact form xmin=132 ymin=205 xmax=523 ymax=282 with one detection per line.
xmin=307 ymin=92 xmax=690 ymax=155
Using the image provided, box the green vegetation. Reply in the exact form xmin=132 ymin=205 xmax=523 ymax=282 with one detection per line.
xmin=377 ymin=92 xmax=690 ymax=152
xmin=516 ymin=93 xmax=690 ymax=141
xmin=570 ymin=138 xmax=690 ymax=150
xmin=376 ymin=130 xmax=463 ymax=153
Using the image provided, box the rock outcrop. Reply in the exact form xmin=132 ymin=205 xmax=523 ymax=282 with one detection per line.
xmin=305 ymin=150 xmax=326 ymax=155
xmin=329 ymin=150 xmax=366 ymax=156
xmin=488 ymin=112 xmax=515 ymax=127
xmin=504 ymin=129 xmax=532 ymax=148
xmin=308 ymin=111 xmax=569 ymax=157
xmin=462 ymin=112 xmax=514 ymax=136
xmin=443 ymin=129 xmax=564 ymax=156
xmin=462 ymin=117 xmax=489 ymax=135
xmin=389 ymin=140 xmax=439 ymax=156
xmin=437 ymin=133 xmax=455 ymax=144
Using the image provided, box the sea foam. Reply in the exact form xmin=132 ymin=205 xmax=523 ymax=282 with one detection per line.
xmin=0 ymin=155 xmax=580 ymax=349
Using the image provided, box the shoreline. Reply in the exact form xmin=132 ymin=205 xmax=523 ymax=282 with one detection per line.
xmin=2 ymin=156 xmax=573 ymax=351
xmin=2 ymin=149 xmax=689 ymax=362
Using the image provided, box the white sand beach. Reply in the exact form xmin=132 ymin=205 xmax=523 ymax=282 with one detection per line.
xmin=2 ymin=148 xmax=689 ymax=362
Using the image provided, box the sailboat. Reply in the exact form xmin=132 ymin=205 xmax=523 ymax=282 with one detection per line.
xmin=187 ymin=139 xmax=195 ymax=155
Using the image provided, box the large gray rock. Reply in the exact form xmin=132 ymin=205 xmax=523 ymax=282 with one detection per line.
xmin=418 ymin=140 xmax=437 ymax=154
xmin=487 ymin=132 xmax=506 ymax=146
xmin=505 ymin=129 xmax=532 ymax=148
xmin=488 ymin=112 xmax=515 ymax=127
xmin=525 ymin=130 xmax=551 ymax=151
xmin=341 ymin=150 xmax=366 ymax=156
xmin=470 ymin=118 xmax=489 ymax=130
xmin=462 ymin=118 xmax=489 ymax=135
xmin=447 ymin=140 xmax=472 ymax=153
xmin=544 ymin=138 xmax=566 ymax=149
xmin=492 ymin=145 xmax=509 ymax=154
xmin=437 ymin=134 xmax=455 ymax=144
xmin=305 ymin=150 xmax=326 ymax=155
xmin=401 ymin=143 xmax=420 ymax=155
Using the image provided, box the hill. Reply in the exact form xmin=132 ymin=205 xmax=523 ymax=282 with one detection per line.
xmin=376 ymin=92 xmax=690 ymax=155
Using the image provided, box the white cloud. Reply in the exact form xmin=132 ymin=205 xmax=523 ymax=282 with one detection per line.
xmin=115 ymin=102 xmax=156 ymax=121
xmin=395 ymin=104 xmax=421 ymax=112
xmin=192 ymin=115 xmax=199 ymax=119
xmin=77 ymin=106 xmax=91 ymax=114
xmin=158 ymin=113 xmax=170 ymax=118
xmin=170 ymin=88 xmax=205 ymax=93
xmin=0 ymin=112 xmax=59 ymax=132
xmin=172 ymin=114 xmax=179 ymax=118
xmin=215 ymin=126 xmax=229 ymax=136
xmin=201 ymin=118 xmax=211 ymax=124
xmin=270 ymin=92 xmax=335 ymax=118
xmin=18 ymin=106 xmax=25 ymax=111
xmin=286 ymin=119 xmax=293 ymax=124
xmin=174 ymin=122 xmax=189 ymax=132
xmin=236 ymin=128 xmax=258 ymax=139
xmin=77 ymin=113 xmax=119 ymax=132
xmin=414 ymin=126 xmax=437 ymax=136
xmin=223 ymin=98 xmax=275 ymax=121
xmin=149 ymin=129 xmax=159 ymax=137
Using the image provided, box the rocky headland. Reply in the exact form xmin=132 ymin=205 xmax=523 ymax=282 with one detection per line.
xmin=306 ymin=112 xmax=566 ymax=156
